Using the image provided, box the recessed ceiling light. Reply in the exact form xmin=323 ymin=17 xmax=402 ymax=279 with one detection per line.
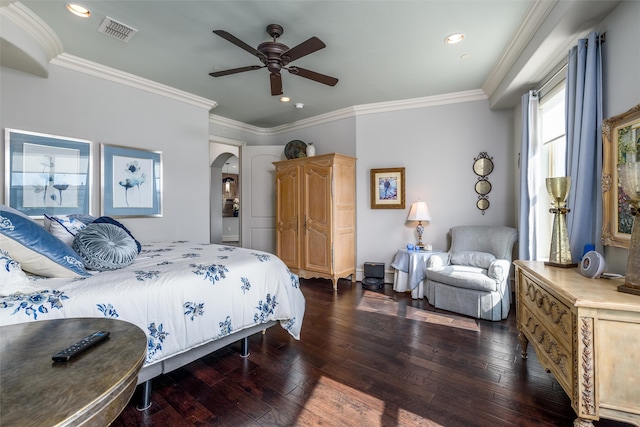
xmin=66 ymin=3 xmax=91 ymax=18
xmin=295 ymin=103 xmax=304 ymax=109
xmin=445 ymin=33 xmax=464 ymax=44
xmin=280 ymin=96 xmax=290 ymax=102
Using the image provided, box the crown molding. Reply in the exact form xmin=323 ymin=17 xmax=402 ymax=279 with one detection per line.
xmin=51 ymin=53 xmax=217 ymax=110
xmin=210 ymin=89 xmax=487 ymax=136
xmin=209 ymin=134 xmax=246 ymax=146
xmin=352 ymin=89 xmax=487 ymax=116
xmin=0 ymin=1 xmax=63 ymax=60
xmin=482 ymin=0 xmax=558 ymax=98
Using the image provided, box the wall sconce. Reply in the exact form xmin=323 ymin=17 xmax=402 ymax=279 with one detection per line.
xmin=222 ymin=177 xmax=234 ymax=195
xmin=618 ymin=161 xmax=640 ymax=295
xmin=407 ymin=201 xmax=432 ymax=250
xmin=222 ymin=162 xmax=235 ymax=195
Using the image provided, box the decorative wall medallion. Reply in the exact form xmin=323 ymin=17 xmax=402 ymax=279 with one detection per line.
xmin=473 ymin=152 xmax=493 ymax=214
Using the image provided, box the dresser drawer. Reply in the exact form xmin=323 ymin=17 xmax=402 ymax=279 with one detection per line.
xmin=520 ymin=303 xmax=573 ymax=396
xmin=518 ymin=271 xmax=572 ymax=350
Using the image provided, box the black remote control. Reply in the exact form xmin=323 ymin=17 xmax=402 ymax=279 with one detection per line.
xmin=52 ymin=331 xmax=110 ymax=362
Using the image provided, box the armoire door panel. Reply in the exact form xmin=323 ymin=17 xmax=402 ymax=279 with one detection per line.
xmin=275 ymin=166 xmax=300 ymax=270
xmin=304 ymin=228 xmax=330 ymax=272
xmin=304 ymin=167 xmax=331 ymax=227
xmin=277 ymin=228 xmax=299 ymax=268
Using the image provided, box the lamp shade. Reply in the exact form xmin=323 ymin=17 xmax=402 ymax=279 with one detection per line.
xmin=407 ymin=201 xmax=432 ymax=221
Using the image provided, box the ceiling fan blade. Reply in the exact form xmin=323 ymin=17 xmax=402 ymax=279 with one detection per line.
xmin=213 ymin=30 xmax=267 ymax=61
xmin=288 ymin=67 xmax=338 ymax=86
xmin=209 ymin=65 xmax=263 ymax=77
xmin=270 ymin=73 xmax=283 ymax=96
xmin=281 ymin=37 xmax=326 ymax=63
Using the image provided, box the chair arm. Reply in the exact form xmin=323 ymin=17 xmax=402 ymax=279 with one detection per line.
xmin=488 ymin=259 xmax=511 ymax=283
xmin=427 ymin=252 xmax=450 ymax=268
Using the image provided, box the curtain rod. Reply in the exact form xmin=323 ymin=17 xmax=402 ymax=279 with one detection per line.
xmin=535 ymin=32 xmax=605 ymax=94
xmin=536 ymin=63 xmax=567 ymax=93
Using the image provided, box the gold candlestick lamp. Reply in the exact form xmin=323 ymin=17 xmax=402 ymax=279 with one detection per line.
xmin=545 ymin=177 xmax=577 ymax=268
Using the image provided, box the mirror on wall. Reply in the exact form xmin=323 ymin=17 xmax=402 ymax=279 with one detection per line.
xmin=222 ymin=157 xmax=239 ymax=217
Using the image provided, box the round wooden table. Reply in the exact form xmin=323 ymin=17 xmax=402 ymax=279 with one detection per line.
xmin=0 ymin=318 xmax=147 ymax=427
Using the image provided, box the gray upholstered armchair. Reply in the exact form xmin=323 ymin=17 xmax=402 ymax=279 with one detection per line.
xmin=425 ymin=225 xmax=517 ymax=321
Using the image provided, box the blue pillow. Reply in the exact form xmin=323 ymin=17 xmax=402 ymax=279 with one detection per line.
xmin=93 ymin=216 xmax=141 ymax=253
xmin=0 ymin=205 xmax=89 ymax=278
xmin=73 ymin=223 xmax=138 ymax=271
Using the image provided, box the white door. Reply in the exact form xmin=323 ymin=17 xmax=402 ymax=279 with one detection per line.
xmin=240 ymin=145 xmax=284 ymax=253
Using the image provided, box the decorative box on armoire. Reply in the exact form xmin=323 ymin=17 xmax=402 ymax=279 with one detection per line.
xmin=274 ymin=153 xmax=356 ymax=290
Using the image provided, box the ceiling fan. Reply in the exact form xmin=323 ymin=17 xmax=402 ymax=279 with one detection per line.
xmin=209 ymin=24 xmax=338 ymax=96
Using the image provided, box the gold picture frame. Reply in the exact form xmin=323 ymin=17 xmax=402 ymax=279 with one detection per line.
xmin=370 ymin=167 xmax=405 ymax=209
xmin=602 ymin=103 xmax=640 ymax=248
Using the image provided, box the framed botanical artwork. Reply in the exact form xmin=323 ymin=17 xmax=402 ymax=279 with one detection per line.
xmin=101 ymin=144 xmax=162 ymax=217
xmin=4 ymin=129 xmax=92 ymax=217
xmin=370 ymin=167 xmax=405 ymax=209
xmin=602 ymin=103 xmax=640 ymax=248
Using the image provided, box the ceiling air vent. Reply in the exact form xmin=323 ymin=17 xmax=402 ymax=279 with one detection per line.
xmin=97 ymin=16 xmax=138 ymax=42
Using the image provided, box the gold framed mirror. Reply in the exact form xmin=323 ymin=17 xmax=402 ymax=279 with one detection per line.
xmin=602 ymin=103 xmax=640 ymax=248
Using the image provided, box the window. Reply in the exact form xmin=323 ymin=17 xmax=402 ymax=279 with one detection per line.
xmin=535 ymin=85 xmax=566 ymax=260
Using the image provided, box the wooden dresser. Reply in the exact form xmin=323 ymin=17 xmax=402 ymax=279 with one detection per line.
xmin=514 ymin=261 xmax=640 ymax=426
xmin=274 ymin=153 xmax=356 ymax=290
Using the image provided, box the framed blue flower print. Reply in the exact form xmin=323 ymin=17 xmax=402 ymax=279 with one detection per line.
xmin=101 ymin=144 xmax=162 ymax=217
xmin=5 ymin=129 xmax=92 ymax=217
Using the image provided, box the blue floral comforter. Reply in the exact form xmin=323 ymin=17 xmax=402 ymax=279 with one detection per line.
xmin=0 ymin=241 xmax=305 ymax=366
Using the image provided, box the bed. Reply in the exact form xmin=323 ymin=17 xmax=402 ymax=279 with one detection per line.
xmin=0 ymin=206 xmax=305 ymax=409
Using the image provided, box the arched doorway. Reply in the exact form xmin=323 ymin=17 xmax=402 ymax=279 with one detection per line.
xmin=210 ymin=153 xmax=239 ymax=244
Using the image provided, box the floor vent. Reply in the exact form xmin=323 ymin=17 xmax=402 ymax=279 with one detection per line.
xmin=97 ymin=16 xmax=138 ymax=43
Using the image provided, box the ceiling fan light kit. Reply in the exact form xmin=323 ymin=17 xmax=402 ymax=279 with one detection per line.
xmin=209 ymin=24 xmax=338 ymax=96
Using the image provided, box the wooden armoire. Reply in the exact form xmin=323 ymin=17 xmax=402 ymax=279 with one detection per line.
xmin=274 ymin=153 xmax=356 ymax=290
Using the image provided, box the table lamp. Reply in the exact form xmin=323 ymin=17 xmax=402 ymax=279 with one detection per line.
xmin=618 ymin=161 xmax=640 ymax=295
xmin=407 ymin=201 xmax=432 ymax=250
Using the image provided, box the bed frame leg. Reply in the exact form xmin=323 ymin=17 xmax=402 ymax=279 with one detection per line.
xmin=136 ymin=380 xmax=153 ymax=411
xmin=240 ymin=336 xmax=250 ymax=357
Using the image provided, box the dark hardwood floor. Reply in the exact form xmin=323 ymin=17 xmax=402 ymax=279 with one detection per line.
xmin=112 ymin=278 xmax=632 ymax=427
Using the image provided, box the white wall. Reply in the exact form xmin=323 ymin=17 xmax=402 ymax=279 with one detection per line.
xmin=355 ymin=99 xmax=515 ymax=273
xmin=0 ymin=64 xmax=212 ymax=242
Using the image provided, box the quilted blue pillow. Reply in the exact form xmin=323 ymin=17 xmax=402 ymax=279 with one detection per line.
xmin=73 ymin=223 xmax=138 ymax=271
xmin=0 ymin=205 xmax=89 ymax=278
xmin=93 ymin=216 xmax=141 ymax=253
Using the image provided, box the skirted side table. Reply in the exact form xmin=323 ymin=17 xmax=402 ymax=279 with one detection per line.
xmin=391 ymin=248 xmax=443 ymax=299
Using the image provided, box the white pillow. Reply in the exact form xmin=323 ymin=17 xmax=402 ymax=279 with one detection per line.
xmin=0 ymin=204 xmax=89 ymax=278
xmin=0 ymin=249 xmax=39 ymax=296
xmin=44 ymin=214 xmax=94 ymax=246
